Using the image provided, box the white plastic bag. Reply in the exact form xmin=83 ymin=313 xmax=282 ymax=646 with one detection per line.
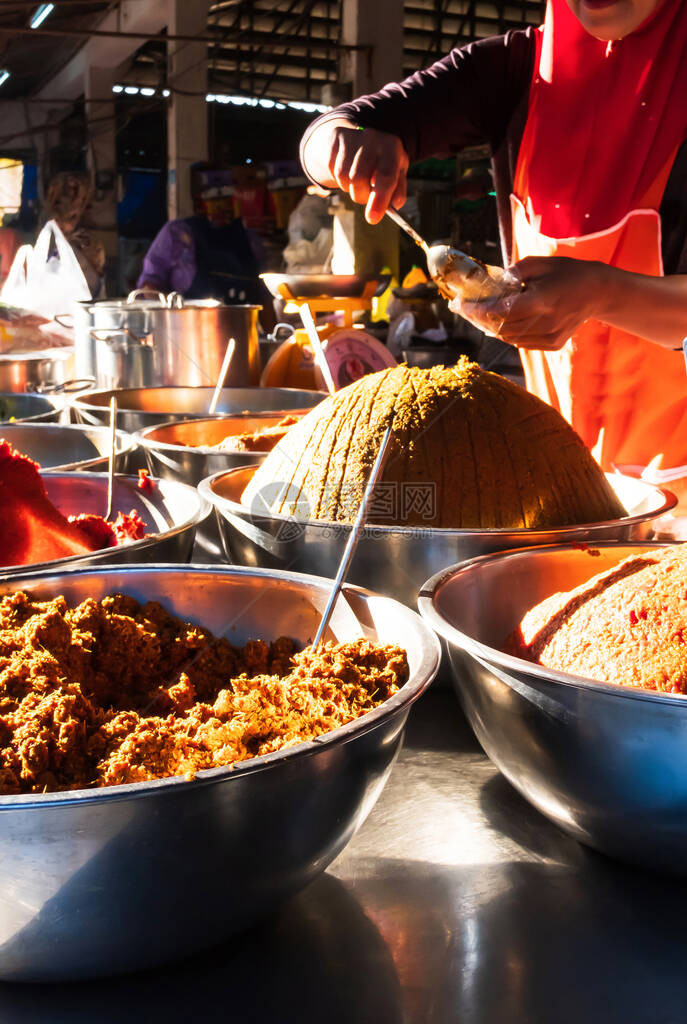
xmin=1 ymin=220 xmax=91 ymax=322
xmin=0 ymin=244 xmax=33 ymax=307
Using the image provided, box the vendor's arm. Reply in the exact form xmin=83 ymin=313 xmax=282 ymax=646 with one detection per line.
xmin=300 ymin=29 xmax=535 ymax=223
xmin=457 ymin=256 xmax=687 ymax=351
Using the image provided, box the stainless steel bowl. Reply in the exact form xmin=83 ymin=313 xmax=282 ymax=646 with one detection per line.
xmin=0 ymin=423 xmax=135 ymax=473
xmin=0 ymin=391 xmax=62 ymax=424
xmin=261 ymin=273 xmax=390 ymax=300
xmin=418 ymin=541 xmax=687 ymax=874
xmin=72 ymin=385 xmax=326 ymax=432
xmin=0 ymin=563 xmax=440 ymax=980
xmin=199 ymin=467 xmax=676 ymax=606
xmin=135 ymin=411 xmax=308 ymax=487
xmin=0 ymin=473 xmax=209 ymax=578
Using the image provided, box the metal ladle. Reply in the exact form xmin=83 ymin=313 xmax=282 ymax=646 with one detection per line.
xmin=385 ymin=205 xmax=523 ymax=304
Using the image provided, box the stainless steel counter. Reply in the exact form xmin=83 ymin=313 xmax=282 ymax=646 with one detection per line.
xmin=2 ymin=692 xmax=685 ymax=1022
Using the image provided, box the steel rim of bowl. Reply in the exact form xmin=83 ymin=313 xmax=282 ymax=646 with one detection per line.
xmin=84 ymin=300 xmax=262 ymax=313
xmin=199 ymin=467 xmax=677 ymax=539
xmin=261 ymin=273 xmax=390 ymax=299
xmin=2 ymin=423 xmax=136 ymax=473
xmin=72 ymin=385 xmax=327 ymax=416
xmin=0 ymin=408 xmax=58 ymax=424
xmin=417 ymin=539 xmax=687 ymax=708
xmin=0 ymin=563 xmax=441 ymax=807
xmin=0 ymin=472 xmax=210 ymax=577
xmin=135 ymin=413 xmax=304 ymax=457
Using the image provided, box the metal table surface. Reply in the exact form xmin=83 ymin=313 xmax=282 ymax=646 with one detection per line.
xmin=2 ymin=691 xmax=685 ymax=1023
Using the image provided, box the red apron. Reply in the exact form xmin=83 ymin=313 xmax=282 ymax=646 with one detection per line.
xmin=512 ymin=155 xmax=687 ymax=478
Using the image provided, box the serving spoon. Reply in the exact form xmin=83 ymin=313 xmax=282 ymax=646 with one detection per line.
xmin=385 ymin=205 xmax=523 ymax=304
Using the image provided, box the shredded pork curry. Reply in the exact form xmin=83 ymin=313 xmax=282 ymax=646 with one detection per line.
xmin=0 ymin=591 xmax=408 ymax=794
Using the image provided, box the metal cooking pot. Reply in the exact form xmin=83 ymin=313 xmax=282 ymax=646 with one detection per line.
xmin=68 ymin=290 xmax=261 ymax=390
xmin=91 ymin=329 xmax=154 ymax=390
xmin=0 ymin=349 xmax=74 ymax=394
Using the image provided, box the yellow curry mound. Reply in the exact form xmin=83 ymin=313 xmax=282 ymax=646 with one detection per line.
xmin=243 ymin=360 xmax=625 ymax=529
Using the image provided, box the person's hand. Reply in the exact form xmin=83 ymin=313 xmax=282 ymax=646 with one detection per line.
xmin=304 ymin=120 xmax=409 ymax=224
xmin=450 ymin=256 xmax=608 ymax=350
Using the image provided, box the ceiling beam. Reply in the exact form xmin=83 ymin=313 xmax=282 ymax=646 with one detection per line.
xmin=35 ymin=0 xmax=169 ymax=102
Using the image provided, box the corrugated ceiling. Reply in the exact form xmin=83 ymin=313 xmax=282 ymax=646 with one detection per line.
xmin=0 ymin=1 xmax=544 ymax=101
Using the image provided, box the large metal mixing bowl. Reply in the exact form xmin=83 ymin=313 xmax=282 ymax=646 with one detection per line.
xmin=199 ymin=466 xmax=676 ymax=607
xmin=0 ymin=391 xmax=62 ymax=424
xmin=0 ymin=564 xmax=440 ymax=980
xmin=418 ymin=541 xmax=687 ymax=874
xmin=0 ymin=473 xmax=209 ymax=578
xmin=135 ymin=411 xmax=308 ymax=486
xmin=72 ymin=385 xmax=326 ymax=432
xmin=0 ymin=422 xmax=135 ymax=473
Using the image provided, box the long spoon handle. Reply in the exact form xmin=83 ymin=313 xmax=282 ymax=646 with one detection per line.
xmin=106 ymin=395 xmax=117 ymax=521
xmin=209 ymin=337 xmax=236 ymax=415
xmin=312 ymin=425 xmax=393 ymax=648
xmin=385 ymin=206 xmax=430 ymax=255
xmin=299 ymin=303 xmax=337 ymax=396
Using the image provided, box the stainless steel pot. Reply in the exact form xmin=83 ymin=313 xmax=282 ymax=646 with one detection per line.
xmin=0 ymin=348 xmax=74 ymax=393
xmin=70 ymin=290 xmax=261 ymax=390
xmin=0 ymin=564 xmax=440 ymax=980
xmin=418 ymin=542 xmax=687 ymax=875
xmin=91 ymin=329 xmax=154 ymax=390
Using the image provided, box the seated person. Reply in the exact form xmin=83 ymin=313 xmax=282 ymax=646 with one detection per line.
xmin=138 ymin=207 xmax=274 ymax=329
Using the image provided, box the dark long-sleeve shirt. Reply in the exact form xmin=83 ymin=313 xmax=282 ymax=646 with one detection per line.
xmin=300 ymin=29 xmax=687 ymax=274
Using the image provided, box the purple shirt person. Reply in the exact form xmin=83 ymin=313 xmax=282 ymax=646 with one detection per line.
xmin=137 ymin=215 xmax=267 ymax=303
xmin=137 ymin=219 xmax=197 ymax=295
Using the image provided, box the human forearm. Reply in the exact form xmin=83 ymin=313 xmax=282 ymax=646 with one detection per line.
xmin=301 ymin=56 xmax=483 ymax=182
xmin=301 ymin=121 xmax=409 ymax=222
xmin=300 ymin=30 xmax=534 ymax=201
xmin=594 ymin=266 xmax=687 ymax=350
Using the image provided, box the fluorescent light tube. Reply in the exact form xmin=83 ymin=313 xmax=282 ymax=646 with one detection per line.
xmin=30 ymin=3 xmax=54 ymax=29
